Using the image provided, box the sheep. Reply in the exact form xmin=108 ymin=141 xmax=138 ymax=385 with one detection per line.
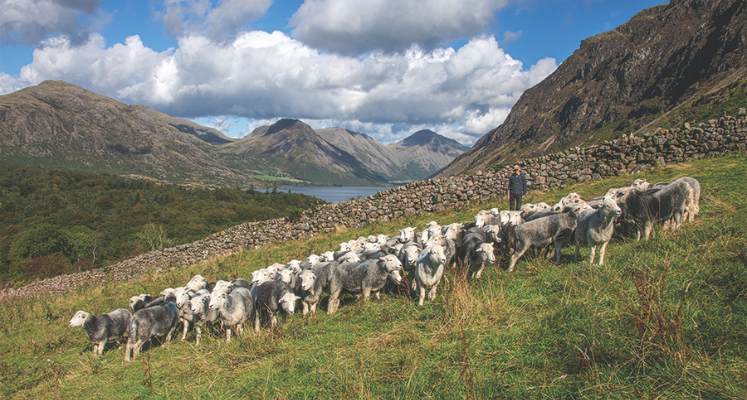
xmin=612 ymin=181 xmax=692 ymax=240
xmin=552 ymin=192 xmax=586 ymax=212
xmin=474 ymin=210 xmax=501 ymax=228
xmin=254 ymin=280 xmax=299 ymax=330
xmin=327 ymin=254 xmax=403 ymax=314
xmin=399 ymin=227 xmax=416 ymax=243
xmin=456 ymin=227 xmax=497 ymax=279
xmin=414 ymin=244 xmax=447 ymax=306
xmin=397 ymin=242 xmax=423 ymax=276
xmin=208 ymin=285 xmax=254 ymax=342
xmin=294 ymin=269 xmax=319 ymax=315
xmin=299 ymin=261 xmax=333 ymax=315
xmin=320 ymin=251 xmax=335 ymax=262
xmin=189 ymin=293 xmax=220 ymax=345
xmin=507 ymin=211 xmax=578 ymax=272
xmin=185 ymin=274 xmax=207 ymax=292
xmin=124 ymin=302 xmax=180 ymax=362
xmin=574 ymin=197 xmax=622 ymax=265
xmin=521 ymin=202 xmax=552 ymax=219
xmin=69 ymin=309 xmax=131 ymax=355
xmin=174 ymin=287 xmax=198 ymax=341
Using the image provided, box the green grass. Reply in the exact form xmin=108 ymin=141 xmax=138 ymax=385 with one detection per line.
xmin=2 ymin=154 xmax=746 ymax=399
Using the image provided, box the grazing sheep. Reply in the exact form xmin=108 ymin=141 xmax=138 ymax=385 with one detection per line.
xmin=69 ymin=309 xmax=131 ymax=355
xmin=414 ymin=244 xmax=447 ymax=306
xmin=613 ymin=181 xmax=692 ymax=240
xmin=254 ymin=280 xmax=299 ymax=330
xmin=124 ymin=302 xmax=180 ymax=362
xmin=457 ymin=227 xmax=496 ymax=279
xmin=508 ymin=211 xmax=578 ymax=272
xmin=209 ymin=285 xmax=254 ymax=342
xmin=327 ymin=254 xmax=403 ymax=314
xmin=574 ymin=197 xmax=622 ymax=265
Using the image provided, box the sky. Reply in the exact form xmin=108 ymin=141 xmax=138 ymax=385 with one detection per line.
xmin=0 ymin=0 xmax=667 ymax=146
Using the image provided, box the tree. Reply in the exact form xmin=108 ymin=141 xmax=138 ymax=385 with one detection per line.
xmin=137 ymin=223 xmax=173 ymax=252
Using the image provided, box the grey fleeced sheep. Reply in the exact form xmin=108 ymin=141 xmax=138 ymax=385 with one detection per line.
xmin=508 ymin=211 xmax=578 ymax=272
xmin=327 ymin=254 xmax=403 ymax=314
xmin=574 ymin=197 xmax=622 ymax=265
xmin=69 ymin=309 xmax=131 ymax=355
xmin=189 ymin=292 xmax=220 ymax=345
xmin=124 ymin=302 xmax=180 ymax=362
xmin=254 ymin=280 xmax=299 ymax=330
xmin=414 ymin=244 xmax=447 ymax=306
xmin=209 ymin=285 xmax=254 ymax=342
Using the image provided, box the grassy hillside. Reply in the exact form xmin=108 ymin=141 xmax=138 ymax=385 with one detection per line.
xmin=1 ymin=154 xmax=746 ymax=399
xmin=0 ymin=162 xmax=322 ymax=286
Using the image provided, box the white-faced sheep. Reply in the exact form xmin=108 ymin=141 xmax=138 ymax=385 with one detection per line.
xmin=327 ymin=254 xmax=403 ymax=314
xmin=414 ymin=244 xmax=447 ymax=306
xmin=254 ymin=280 xmax=299 ymax=330
xmin=574 ymin=197 xmax=622 ymax=265
xmin=189 ymin=292 xmax=219 ymax=345
xmin=69 ymin=309 xmax=131 ymax=355
xmin=124 ymin=302 xmax=180 ymax=362
xmin=507 ymin=211 xmax=578 ymax=272
xmin=208 ymin=285 xmax=254 ymax=342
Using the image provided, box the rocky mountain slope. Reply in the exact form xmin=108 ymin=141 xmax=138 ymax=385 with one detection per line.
xmin=216 ymin=119 xmax=388 ymax=186
xmin=0 ymin=80 xmax=257 ymax=187
xmin=440 ymin=0 xmax=747 ymax=176
xmin=386 ymin=129 xmax=470 ymax=179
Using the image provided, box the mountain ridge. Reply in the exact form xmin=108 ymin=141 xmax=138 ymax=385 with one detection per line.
xmin=439 ymin=0 xmax=747 ymax=176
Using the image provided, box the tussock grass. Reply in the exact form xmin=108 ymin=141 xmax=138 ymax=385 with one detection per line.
xmin=1 ymin=154 xmax=746 ymax=399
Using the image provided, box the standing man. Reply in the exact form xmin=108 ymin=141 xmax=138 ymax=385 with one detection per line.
xmin=507 ymin=164 xmax=527 ymax=211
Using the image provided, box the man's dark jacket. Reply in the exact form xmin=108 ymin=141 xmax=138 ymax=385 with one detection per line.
xmin=508 ymin=173 xmax=527 ymax=195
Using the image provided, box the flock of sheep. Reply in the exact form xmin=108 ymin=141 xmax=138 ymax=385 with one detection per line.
xmin=70 ymin=175 xmax=700 ymax=361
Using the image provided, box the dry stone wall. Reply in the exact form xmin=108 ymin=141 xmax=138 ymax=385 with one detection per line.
xmin=2 ymin=112 xmax=745 ymax=301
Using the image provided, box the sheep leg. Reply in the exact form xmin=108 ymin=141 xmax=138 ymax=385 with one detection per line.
xmin=644 ymin=221 xmax=654 ymax=240
xmin=195 ymin=326 xmax=202 ymax=345
xmin=474 ymin=261 xmax=487 ymax=279
xmin=554 ymin=241 xmax=563 ymax=263
xmin=362 ymin=287 xmax=372 ymax=300
xmin=226 ymin=328 xmax=232 ymax=342
xmin=254 ymin=313 xmax=261 ymax=332
xmin=181 ymin=320 xmax=189 ymax=341
xmin=96 ymin=341 xmax=105 ymax=355
xmin=588 ymin=244 xmax=597 ymax=265
xmin=508 ymin=248 xmax=525 ymax=272
xmin=302 ymin=301 xmax=310 ymax=316
xmin=574 ymin=240 xmax=580 ymax=263
xmin=418 ymin=284 xmax=426 ymax=306
xmin=598 ymin=241 xmax=609 ymax=266
xmin=427 ymin=284 xmax=438 ymax=301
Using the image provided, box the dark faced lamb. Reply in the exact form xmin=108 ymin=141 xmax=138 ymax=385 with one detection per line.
xmin=124 ymin=302 xmax=180 ymax=362
xmin=69 ymin=309 xmax=131 ymax=355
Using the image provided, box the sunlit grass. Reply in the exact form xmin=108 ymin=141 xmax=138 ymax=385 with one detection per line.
xmin=1 ymin=154 xmax=746 ymax=399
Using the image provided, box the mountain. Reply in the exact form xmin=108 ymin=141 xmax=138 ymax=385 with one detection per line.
xmin=0 ymin=80 xmax=259 ymax=187
xmin=216 ymin=119 xmax=388 ymax=186
xmin=386 ymin=130 xmax=470 ymax=179
xmin=440 ymin=0 xmax=747 ymax=176
xmin=0 ymin=81 xmax=468 ymax=187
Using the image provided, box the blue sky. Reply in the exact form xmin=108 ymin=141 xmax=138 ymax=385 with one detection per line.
xmin=0 ymin=0 xmax=666 ymax=145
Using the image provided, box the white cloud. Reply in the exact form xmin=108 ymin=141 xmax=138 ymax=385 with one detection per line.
xmin=5 ymin=30 xmax=556 ymax=146
xmin=157 ymin=0 xmax=273 ymax=41
xmin=290 ymin=0 xmax=510 ymax=54
xmin=0 ymin=0 xmax=108 ymax=46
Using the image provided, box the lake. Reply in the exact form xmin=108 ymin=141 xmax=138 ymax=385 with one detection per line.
xmin=279 ymin=186 xmax=389 ymax=203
